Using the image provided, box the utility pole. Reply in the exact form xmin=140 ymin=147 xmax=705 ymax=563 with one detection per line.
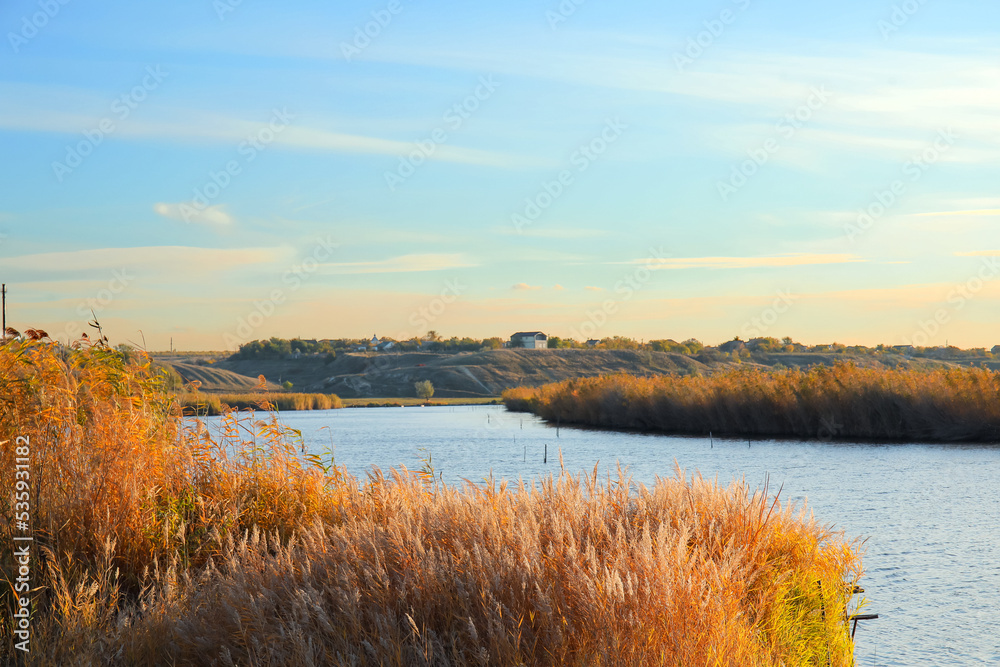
xmin=2 ymin=283 xmax=6 ymax=332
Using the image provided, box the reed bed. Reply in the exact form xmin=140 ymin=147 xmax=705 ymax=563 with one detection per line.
xmin=178 ymin=391 xmax=342 ymax=415
xmin=502 ymin=364 xmax=1000 ymax=442
xmin=2 ymin=339 xmax=864 ymax=665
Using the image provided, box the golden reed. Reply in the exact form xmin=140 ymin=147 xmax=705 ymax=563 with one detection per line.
xmin=1 ymin=339 xmax=864 ymax=665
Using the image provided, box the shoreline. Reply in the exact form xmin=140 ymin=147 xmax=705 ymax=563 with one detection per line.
xmin=177 ymin=392 xmax=500 ymax=415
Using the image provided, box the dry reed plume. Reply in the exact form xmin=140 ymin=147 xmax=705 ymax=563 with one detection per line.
xmin=503 ymin=364 xmax=1000 ymax=442
xmin=1 ymin=339 xmax=864 ymax=665
xmin=178 ymin=390 xmax=342 ymax=416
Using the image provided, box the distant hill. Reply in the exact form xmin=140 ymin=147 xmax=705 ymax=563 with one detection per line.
xmin=154 ymin=348 xmax=999 ymax=399
xmin=154 ymin=359 xmax=280 ymax=391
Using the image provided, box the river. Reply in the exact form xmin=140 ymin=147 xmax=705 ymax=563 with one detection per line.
xmin=198 ymin=404 xmax=1000 ymax=666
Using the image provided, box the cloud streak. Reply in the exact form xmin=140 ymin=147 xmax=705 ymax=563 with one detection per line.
xmin=0 ymin=246 xmax=288 ymax=273
xmin=632 ymin=253 xmax=862 ymax=270
xmin=916 ymin=209 xmax=1000 ymax=217
xmin=154 ymin=202 xmax=234 ymax=225
xmin=0 ymin=86 xmax=535 ymax=169
xmin=321 ymin=254 xmax=476 ymax=275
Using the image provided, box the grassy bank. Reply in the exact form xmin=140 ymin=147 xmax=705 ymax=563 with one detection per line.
xmin=178 ymin=391 xmax=342 ymax=415
xmin=2 ymin=339 xmax=864 ymax=665
xmin=341 ymin=396 xmax=500 ymax=407
xmin=503 ymin=364 xmax=1000 ymax=442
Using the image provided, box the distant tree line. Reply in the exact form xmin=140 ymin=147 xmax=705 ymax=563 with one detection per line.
xmin=231 ymin=337 xmax=338 ymax=361
xmin=229 ymin=335 xmax=1000 ymax=362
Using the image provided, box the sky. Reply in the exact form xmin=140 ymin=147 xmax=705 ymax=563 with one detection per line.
xmin=1 ymin=0 xmax=999 ymax=350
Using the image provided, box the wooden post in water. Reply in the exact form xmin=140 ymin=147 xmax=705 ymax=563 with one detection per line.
xmin=544 ymin=442 xmax=547 ymax=464
xmin=710 ymin=431 xmax=713 ymax=449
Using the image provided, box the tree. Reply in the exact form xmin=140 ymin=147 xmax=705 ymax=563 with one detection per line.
xmin=415 ymin=380 xmax=434 ymax=400
xmin=282 ymin=380 xmax=294 ymax=390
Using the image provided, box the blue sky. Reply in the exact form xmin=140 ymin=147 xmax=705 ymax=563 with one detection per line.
xmin=2 ymin=0 xmax=999 ymax=350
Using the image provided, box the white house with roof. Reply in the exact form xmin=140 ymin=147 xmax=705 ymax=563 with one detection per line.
xmin=510 ymin=331 xmax=548 ymax=349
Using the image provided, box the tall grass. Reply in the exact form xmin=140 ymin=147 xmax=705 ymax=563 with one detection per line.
xmin=2 ymin=339 xmax=864 ymax=665
xmin=503 ymin=363 xmax=1000 ymax=442
xmin=178 ymin=391 xmax=342 ymax=415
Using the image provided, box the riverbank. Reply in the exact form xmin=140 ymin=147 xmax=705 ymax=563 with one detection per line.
xmin=341 ymin=396 xmax=500 ymax=408
xmin=177 ymin=391 xmax=342 ymax=415
xmin=178 ymin=393 xmax=499 ymax=415
xmin=502 ymin=364 xmax=1000 ymax=442
xmin=2 ymin=340 xmax=864 ymax=664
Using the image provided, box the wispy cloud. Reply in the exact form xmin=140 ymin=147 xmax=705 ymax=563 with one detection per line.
xmin=916 ymin=209 xmax=1000 ymax=217
xmin=0 ymin=85 xmax=535 ymax=169
xmin=630 ymin=253 xmax=862 ymax=270
xmin=494 ymin=227 xmax=609 ymax=239
xmin=154 ymin=202 xmax=234 ymax=226
xmin=512 ymin=282 xmax=542 ymax=291
xmin=0 ymin=246 xmax=288 ymax=273
xmin=321 ymin=254 xmax=475 ymax=275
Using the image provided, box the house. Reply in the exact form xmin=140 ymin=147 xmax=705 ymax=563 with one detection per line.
xmin=510 ymin=331 xmax=548 ymax=349
xmin=376 ymin=341 xmax=395 ymax=352
xmin=370 ymin=334 xmax=380 ymax=347
xmin=586 ymin=339 xmax=600 ymax=347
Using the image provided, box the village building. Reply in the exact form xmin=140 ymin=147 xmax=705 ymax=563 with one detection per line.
xmin=510 ymin=331 xmax=548 ymax=349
